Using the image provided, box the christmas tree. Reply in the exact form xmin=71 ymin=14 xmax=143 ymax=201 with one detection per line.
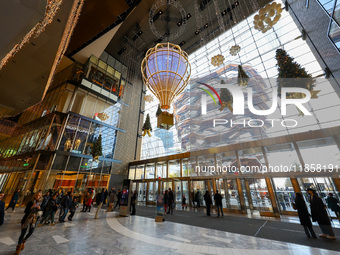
xmin=276 ymin=49 xmax=315 ymax=97
xmin=219 ymin=80 xmax=233 ymax=111
xmin=142 ymin=114 xmax=152 ymax=131
xmin=92 ymin=134 xmax=103 ymax=159
xmin=142 ymin=113 xmax=152 ymax=137
xmin=237 ymin=65 xmax=249 ymax=86
xmin=156 ymin=105 xmax=162 ymax=117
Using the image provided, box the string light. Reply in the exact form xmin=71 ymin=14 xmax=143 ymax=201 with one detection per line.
xmin=0 ymin=0 xmax=63 ymax=70
xmin=42 ymin=0 xmax=85 ymax=99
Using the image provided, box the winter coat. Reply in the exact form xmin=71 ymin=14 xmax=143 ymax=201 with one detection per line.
xmin=164 ymin=193 xmax=168 ymax=204
xmin=46 ymin=198 xmax=58 ymax=212
xmin=204 ymin=193 xmax=212 ymax=205
xmin=214 ymin=193 xmax=222 ymax=205
xmin=9 ymin=191 xmax=19 ymax=206
xmin=168 ymin=191 xmax=174 ymax=202
xmin=326 ymin=196 xmax=340 ymax=212
xmin=293 ymin=196 xmax=312 ymax=226
xmin=310 ymin=195 xmax=331 ymax=225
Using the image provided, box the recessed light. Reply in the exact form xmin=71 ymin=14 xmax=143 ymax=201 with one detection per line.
xmin=204 ymin=23 xmax=208 ymax=29
xmin=195 ymin=30 xmax=200 ymax=35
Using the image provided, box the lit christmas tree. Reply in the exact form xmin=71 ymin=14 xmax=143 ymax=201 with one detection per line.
xmin=237 ymin=65 xmax=249 ymax=86
xmin=142 ymin=113 xmax=152 ymax=137
xmin=276 ymin=49 xmax=315 ymax=97
xmin=92 ymin=134 xmax=103 ymax=160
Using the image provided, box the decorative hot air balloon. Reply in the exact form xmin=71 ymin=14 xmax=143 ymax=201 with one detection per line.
xmin=141 ymin=42 xmax=191 ymax=110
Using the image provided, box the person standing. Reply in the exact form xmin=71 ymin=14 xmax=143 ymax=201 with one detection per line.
xmin=195 ymin=190 xmax=201 ymax=209
xmin=86 ymin=189 xmax=94 ymax=212
xmin=0 ymin=191 xmax=5 ymax=226
xmin=40 ymin=191 xmax=50 ymax=218
xmin=292 ymin=192 xmax=316 ymax=238
xmin=81 ymin=190 xmax=88 ymax=212
xmin=103 ymin=188 xmax=108 ymax=206
xmin=168 ymin=188 xmax=174 ymax=214
xmin=307 ymin=188 xmax=336 ymax=240
xmin=95 ymin=188 xmax=105 ymax=219
xmin=59 ymin=192 xmax=72 ymax=223
xmin=130 ymin=190 xmax=137 ymax=215
xmin=214 ymin=190 xmax=223 ymax=217
xmin=114 ymin=189 xmax=122 ymax=210
xmin=191 ymin=190 xmax=195 ymax=208
xmin=204 ymin=191 xmax=212 ymax=216
xmin=6 ymin=189 xmax=20 ymax=212
xmin=182 ymin=195 xmax=187 ymax=210
xmin=277 ymin=192 xmax=286 ymax=211
xmin=164 ymin=190 xmax=168 ymax=214
xmin=326 ymin=193 xmax=340 ymax=221
xmin=15 ymin=192 xmax=42 ymax=255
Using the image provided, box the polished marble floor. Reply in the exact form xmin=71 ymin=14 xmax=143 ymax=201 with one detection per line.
xmin=0 ymin=207 xmax=339 ymax=255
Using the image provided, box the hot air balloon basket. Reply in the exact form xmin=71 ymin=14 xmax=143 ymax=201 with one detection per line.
xmin=157 ymin=112 xmax=174 ymax=130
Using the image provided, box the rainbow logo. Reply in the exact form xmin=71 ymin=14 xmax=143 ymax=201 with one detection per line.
xmin=197 ymin=82 xmax=222 ymax=106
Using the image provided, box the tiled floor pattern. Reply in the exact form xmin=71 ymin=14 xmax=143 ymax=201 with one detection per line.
xmin=0 ymin=208 xmax=339 ymax=255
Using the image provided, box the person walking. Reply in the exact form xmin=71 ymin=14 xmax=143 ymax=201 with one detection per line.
xmin=39 ymin=193 xmax=58 ymax=226
xmin=214 ymin=190 xmax=223 ymax=217
xmin=103 ymin=188 xmax=108 ymax=206
xmin=164 ymin=190 xmax=168 ymax=214
xmin=59 ymin=192 xmax=72 ymax=223
xmin=15 ymin=192 xmax=42 ymax=255
xmin=95 ymin=188 xmax=105 ymax=219
xmin=292 ymin=192 xmax=316 ymax=238
xmin=307 ymin=188 xmax=336 ymax=240
xmin=40 ymin=191 xmax=50 ymax=218
xmin=204 ymin=190 xmax=212 ymax=216
xmin=130 ymin=190 xmax=137 ymax=215
xmin=81 ymin=190 xmax=88 ymax=212
xmin=86 ymin=189 xmax=94 ymax=212
xmin=68 ymin=197 xmax=79 ymax=221
xmin=326 ymin=193 xmax=340 ymax=222
xmin=0 ymin=191 xmax=5 ymax=227
xmin=107 ymin=188 xmax=116 ymax=212
xmin=168 ymin=188 xmax=174 ymax=214
xmin=114 ymin=189 xmax=122 ymax=210
xmin=6 ymin=189 xmax=20 ymax=212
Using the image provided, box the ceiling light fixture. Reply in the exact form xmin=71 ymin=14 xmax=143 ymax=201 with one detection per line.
xmin=204 ymin=23 xmax=208 ymax=29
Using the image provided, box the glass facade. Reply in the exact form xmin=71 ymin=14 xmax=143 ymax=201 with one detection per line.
xmin=0 ymin=53 xmax=126 ymax=198
xmin=141 ymin=0 xmax=340 ymax=159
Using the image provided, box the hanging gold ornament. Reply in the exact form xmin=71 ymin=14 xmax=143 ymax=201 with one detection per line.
xmin=229 ymin=45 xmax=241 ymax=56
xmin=96 ymin=112 xmax=109 ymax=121
xmin=211 ymin=54 xmax=225 ymax=67
xmin=253 ymin=2 xmax=282 ymax=33
xmin=144 ymin=95 xmax=154 ymax=103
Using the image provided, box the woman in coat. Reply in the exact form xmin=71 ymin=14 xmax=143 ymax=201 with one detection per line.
xmin=293 ymin=193 xmax=316 ymax=238
xmin=307 ymin=188 xmax=336 ymax=240
xmin=15 ymin=191 xmax=42 ymax=254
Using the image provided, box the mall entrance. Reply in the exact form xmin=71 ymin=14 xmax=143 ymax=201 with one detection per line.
xmin=130 ymin=176 xmax=340 ymax=219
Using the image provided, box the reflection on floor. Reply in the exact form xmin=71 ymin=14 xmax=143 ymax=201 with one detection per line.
xmin=0 ymin=206 xmax=339 ymax=255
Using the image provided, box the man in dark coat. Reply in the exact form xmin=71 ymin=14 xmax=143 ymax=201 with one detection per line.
xmin=292 ymin=192 xmax=316 ymax=238
xmin=59 ymin=192 xmax=72 ymax=223
xmin=326 ymin=193 xmax=340 ymax=221
xmin=6 ymin=189 xmax=20 ymax=212
xmin=0 ymin=191 xmax=5 ymax=226
xmin=203 ymin=190 xmax=212 ymax=216
xmin=214 ymin=190 xmax=223 ymax=217
xmin=130 ymin=190 xmax=137 ymax=215
xmin=168 ymin=188 xmax=174 ymax=214
xmin=307 ymin=188 xmax=336 ymax=240
xmin=114 ymin=189 xmax=122 ymax=210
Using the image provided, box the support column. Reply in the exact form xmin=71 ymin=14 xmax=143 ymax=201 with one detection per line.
xmin=244 ymin=179 xmax=254 ymax=210
xmin=265 ymin=177 xmax=280 ymax=216
xmin=291 ymin=177 xmax=301 ymax=193
xmin=332 ymin=178 xmax=340 ymax=192
xmin=236 ymin=178 xmax=247 ymax=213
xmin=146 ymin=181 xmax=149 ymax=204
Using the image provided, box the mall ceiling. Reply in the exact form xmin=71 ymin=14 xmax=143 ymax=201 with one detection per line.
xmin=0 ymin=0 xmax=270 ymax=117
xmin=103 ymin=0 xmax=271 ymax=67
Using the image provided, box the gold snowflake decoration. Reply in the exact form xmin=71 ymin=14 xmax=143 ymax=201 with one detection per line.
xmin=229 ymin=45 xmax=241 ymax=56
xmin=211 ymin=54 xmax=225 ymax=67
xmin=144 ymin=95 xmax=154 ymax=103
xmin=253 ymin=2 xmax=282 ymax=33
